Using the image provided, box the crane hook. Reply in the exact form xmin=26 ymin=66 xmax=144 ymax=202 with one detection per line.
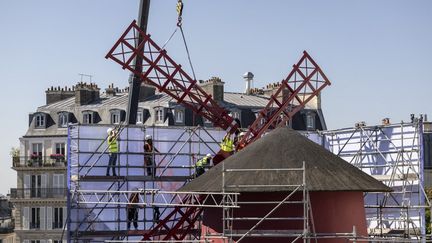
xmin=176 ymin=0 xmax=184 ymax=26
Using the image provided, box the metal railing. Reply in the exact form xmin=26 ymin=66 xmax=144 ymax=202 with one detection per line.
xmin=10 ymin=188 xmax=67 ymax=199
xmin=12 ymin=156 xmax=67 ymax=168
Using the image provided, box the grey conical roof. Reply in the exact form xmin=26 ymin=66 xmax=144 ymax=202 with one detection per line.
xmin=180 ymin=127 xmax=391 ymax=193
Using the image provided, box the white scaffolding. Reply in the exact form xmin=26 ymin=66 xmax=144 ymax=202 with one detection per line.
xmin=67 ymin=124 xmax=227 ymax=242
xmin=317 ymin=121 xmax=431 ymax=239
xmin=202 ymin=162 xmax=314 ymax=243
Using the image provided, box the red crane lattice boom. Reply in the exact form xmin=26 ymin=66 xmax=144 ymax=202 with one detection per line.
xmin=106 ymin=20 xmax=331 ymax=241
xmin=238 ymin=51 xmax=331 ymax=148
xmin=106 ymin=20 xmax=238 ymax=134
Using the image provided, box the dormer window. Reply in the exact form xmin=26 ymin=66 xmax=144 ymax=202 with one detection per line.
xmin=230 ymin=111 xmax=240 ymax=119
xmin=34 ymin=113 xmax=46 ymax=128
xmin=58 ymin=112 xmax=69 ymax=128
xmin=110 ymin=109 xmax=125 ymax=125
xmin=82 ymin=111 xmax=95 ymax=124
xmin=155 ymin=108 xmax=164 ymax=123
xmin=306 ymin=112 xmax=316 ymax=130
xmin=111 ymin=110 xmax=121 ymax=124
xmin=175 ymin=109 xmax=184 ymax=123
xmin=137 ymin=109 xmax=144 ymax=124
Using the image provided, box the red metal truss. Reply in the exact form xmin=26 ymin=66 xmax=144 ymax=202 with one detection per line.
xmin=105 ymin=20 xmax=238 ymax=133
xmin=141 ymin=195 xmax=203 ymax=241
xmin=238 ymin=51 xmax=331 ymax=148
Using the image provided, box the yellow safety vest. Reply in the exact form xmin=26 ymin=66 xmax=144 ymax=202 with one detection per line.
xmin=220 ymin=137 xmax=234 ymax=152
xmin=196 ymin=156 xmax=210 ymax=167
xmin=108 ymin=136 xmax=118 ymax=153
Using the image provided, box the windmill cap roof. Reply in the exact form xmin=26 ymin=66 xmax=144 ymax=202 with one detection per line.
xmin=179 ymin=127 xmax=391 ymax=193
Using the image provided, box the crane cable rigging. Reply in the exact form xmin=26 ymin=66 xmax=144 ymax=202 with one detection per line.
xmin=162 ymin=0 xmax=197 ymax=80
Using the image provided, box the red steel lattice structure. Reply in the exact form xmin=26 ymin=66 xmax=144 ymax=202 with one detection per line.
xmin=105 ymin=20 xmax=331 ymax=241
xmin=106 ymin=20 xmax=238 ymax=134
xmin=238 ymin=51 xmax=331 ymax=148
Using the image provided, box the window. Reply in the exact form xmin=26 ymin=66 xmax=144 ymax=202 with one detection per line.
xmin=230 ymin=111 xmax=240 ymax=119
xmin=424 ymin=133 xmax=432 ymax=169
xmin=137 ymin=110 xmax=144 ymax=124
xmin=155 ymin=108 xmax=164 ymax=123
xmin=58 ymin=112 xmax=69 ymax=128
xmin=30 ymin=208 xmax=40 ymax=229
xmin=175 ymin=110 xmax=184 ymax=123
xmin=31 ymin=241 xmax=41 ymax=243
xmin=111 ymin=110 xmax=120 ymax=124
xmin=32 ymin=143 xmax=43 ymax=156
xmin=31 ymin=175 xmax=42 ymax=198
xmin=35 ymin=113 xmax=45 ymax=128
xmin=31 ymin=143 xmax=43 ymax=164
xmin=306 ymin=113 xmax=315 ymax=130
xmin=55 ymin=143 xmax=65 ymax=155
xmin=53 ymin=207 xmax=63 ymax=229
xmin=82 ymin=111 xmax=94 ymax=124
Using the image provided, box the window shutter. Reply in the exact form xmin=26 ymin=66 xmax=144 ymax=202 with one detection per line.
xmin=59 ymin=174 xmax=64 ymax=188
xmin=120 ymin=110 xmax=126 ymax=121
xmin=23 ymin=207 xmax=29 ymax=230
xmin=24 ymin=240 xmax=29 ymax=243
xmin=63 ymin=207 xmax=67 ymax=230
xmin=47 ymin=206 xmax=52 ymax=230
xmin=41 ymin=174 xmax=48 ymax=197
xmin=24 ymin=174 xmax=30 ymax=198
xmin=40 ymin=240 xmax=47 ymax=243
xmin=40 ymin=206 xmax=46 ymax=230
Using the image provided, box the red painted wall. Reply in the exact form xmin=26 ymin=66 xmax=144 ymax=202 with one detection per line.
xmin=201 ymin=191 xmax=367 ymax=243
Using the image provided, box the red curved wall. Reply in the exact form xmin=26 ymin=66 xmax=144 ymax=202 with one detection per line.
xmin=201 ymin=191 xmax=367 ymax=243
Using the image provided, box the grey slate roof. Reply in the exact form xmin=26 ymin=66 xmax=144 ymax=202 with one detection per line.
xmin=179 ymin=127 xmax=391 ymax=193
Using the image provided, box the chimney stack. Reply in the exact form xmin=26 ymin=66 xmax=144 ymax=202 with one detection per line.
xmin=105 ymin=83 xmax=117 ymax=97
xmin=74 ymin=82 xmax=100 ymax=105
xmin=243 ymin=72 xmax=254 ymax=95
xmin=199 ymin=77 xmax=224 ymax=102
xmin=45 ymin=85 xmax=75 ymax=105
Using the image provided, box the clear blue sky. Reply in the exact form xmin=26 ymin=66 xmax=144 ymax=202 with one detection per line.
xmin=0 ymin=0 xmax=431 ymax=195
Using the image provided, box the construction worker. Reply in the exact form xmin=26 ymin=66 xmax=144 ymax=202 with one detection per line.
xmin=106 ymin=128 xmax=118 ymax=176
xmin=144 ymin=135 xmax=160 ymax=177
xmin=195 ymin=153 xmax=212 ymax=177
xmin=127 ymin=191 xmax=140 ymax=230
xmin=236 ymin=131 xmax=247 ymax=151
xmin=153 ymin=206 xmax=161 ymax=223
xmin=213 ymin=133 xmax=234 ymax=164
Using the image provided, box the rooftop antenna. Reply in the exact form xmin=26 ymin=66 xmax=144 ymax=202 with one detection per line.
xmin=78 ymin=73 xmax=93 ymax=82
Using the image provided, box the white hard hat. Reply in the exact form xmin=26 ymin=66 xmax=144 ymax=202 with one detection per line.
xmin=145 ymin=135 xmax=152 ymax=140
xmin=107 ymin=128 xmax=113 ymax=134
xmin=206 ymin=153 xmax=212 ymax=157
xmin=239 ymin=132 xmax=246 ymax=136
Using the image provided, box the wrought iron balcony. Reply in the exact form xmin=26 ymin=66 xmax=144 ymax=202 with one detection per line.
xmin=10 ymin=188 xmax=67 ymax=199
xmin=12 ymin=155 xmax=66 ymax=168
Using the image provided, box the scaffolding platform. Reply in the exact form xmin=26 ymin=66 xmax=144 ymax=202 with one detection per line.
xmin=67 ymin=125 xmax=226 ymax=242
xmin=78 ymin=175 xmax=192 ymax=182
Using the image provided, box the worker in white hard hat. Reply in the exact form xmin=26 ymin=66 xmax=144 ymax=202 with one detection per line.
xmin=106 ymin=127 xmax=119 ymax=176
xmin=236 ymin=131 xmax=247 ymax=152
xmin=194 ymin=153 xmax=212 ymax=178
xmin=144 ymin=134 xmax=160 ymax=177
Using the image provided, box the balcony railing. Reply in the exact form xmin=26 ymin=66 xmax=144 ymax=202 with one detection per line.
xmin=12 ymin=156 xmax=66 ymax=168
xmin=10 ymin=188 xmax=67 ymax=199
xmin=30 ymin=222 xmax=40 ymax=229
xmin=52 ymin=221 xmax=63 ymax=229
